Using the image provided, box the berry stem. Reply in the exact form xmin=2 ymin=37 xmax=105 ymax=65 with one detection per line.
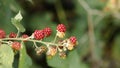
xmin=53 ymin=34 xmax=57 ymax=43
xmin=16 ymin=31 xmax=20 ymax=38
xmin=0 ymin=40 xmax=9 ymax=44
xmin=33 ymin=41 xmax=38 ymax=48
xmin=0 ymin=38 xmax=58 ymax=46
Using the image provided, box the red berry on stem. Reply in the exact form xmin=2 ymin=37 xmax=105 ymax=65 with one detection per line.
xmin=34 ymin=30 xmax=45 ymax=40
xmin=9 ymin=32 xmax=17 ymax=38
xmin=0 ymin=29 xmax=6 ymax=38
xmin=69 ymin=36 xmax=77 ymax=44
xmin=12 ymin=42 xmax=21 ymax=51
xmin=22 ymin=34 xmax=28 ymax=38
xmin=22 ymin=34 xmax=29 ymax=42
xmin=43 ymin=27 xmax=52 ymax=37
xmin=57 ymin=24 xmax=66 ymax=32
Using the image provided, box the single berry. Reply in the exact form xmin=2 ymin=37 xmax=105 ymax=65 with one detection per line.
xmin=11 ymin=42 xmax=21 ymax=51
xmin=57 ymin=24 xmax=66 ymax=32
xmin=43 ymin=27 xmax=52 ymax=37
xmin=9 ymin=32 xmax=17 ymax=38
xmin=34 ymin=30 xmax=45 ymax=40
xmin=22 ymin=34 xmax=29 ymax=42
xmin=69 ymin=36 xmax=77 ymax=44
xmin=0 ymin=29 xmax=6 ymax=38
xmin=22 ymin=34 xmax=28 ymax=38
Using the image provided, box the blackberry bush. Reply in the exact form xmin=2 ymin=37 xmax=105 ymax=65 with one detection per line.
xmin=0 ymin=11 xmax=78 ymax=68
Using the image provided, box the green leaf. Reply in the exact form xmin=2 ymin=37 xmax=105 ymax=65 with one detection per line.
xmin=67 ymin=50 xmax=81 ymax=68
xmin=47 ymin=50 xmax=88 ymax=68
xmin=0 ymin=44 xmax=14 ymax=68
xmin=113 ymin=35 xmax=120 ymax=62
xmin=0 ymin=0 xmax=22 ymax=33
xmin=47 ymin=54 xmax=68 ymax=68
xmin=11 ymin=11 xmax=25 ymax=32
xmin=67 ymin=50 xmax=88 ymax=68
xmin=14 ymin=11 xmax=23 ymax=22
xmin=19 ymin=42 xmax=32 ymax=68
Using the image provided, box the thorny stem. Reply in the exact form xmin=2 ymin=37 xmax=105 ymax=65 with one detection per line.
xmin=0 ymin=38 xmax=58 ymax=46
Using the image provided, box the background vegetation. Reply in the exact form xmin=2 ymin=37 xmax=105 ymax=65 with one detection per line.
xmin=0 ymin=0 xmax=120 ymax=68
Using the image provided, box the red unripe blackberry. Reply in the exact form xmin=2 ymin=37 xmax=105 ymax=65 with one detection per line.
xmin=22 ymin=34 xmax=29 ymax=42
xmin=9 ymin=32 xmax=17 ymax=38
xmin=34 ymin=30 xmax=45 ymax=40
xmin=12 ymin=42 xmax=21 ymax=51
xmin=69 ymin=36 xmax=77 ymax=44
xmin=43 ymin=27 xmax=52 ymax=37
xmin=57 ymin=24 xmax=66 ymax=32
xmin=22 ymin=34 xmax=28 ymax=38
xmin=0 ymin=29 xmax=6 ymax=38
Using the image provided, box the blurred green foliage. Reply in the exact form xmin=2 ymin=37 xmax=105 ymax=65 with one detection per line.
xmin=0 ymin=0 xmax=120 ymax=68
xmin=0 ymin=44 xmax=14 ymax=68
xmin=18 ymin=42 xmax=32 ymax=68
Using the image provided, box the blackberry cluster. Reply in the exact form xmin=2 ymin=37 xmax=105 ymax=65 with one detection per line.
xmin=0 ymin=24 xmax=78 ymax=59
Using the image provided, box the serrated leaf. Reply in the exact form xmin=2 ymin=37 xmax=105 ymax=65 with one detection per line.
xmin=11 ymin=11 xmax=25 ymax=32
xmin=0 ymin=44 xmax=14 ymax=68
xmin=19 ymin=42 xmax=32 ymax=68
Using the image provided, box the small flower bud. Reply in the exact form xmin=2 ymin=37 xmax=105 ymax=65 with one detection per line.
xmin=35 ymin=46 xmax=47 ymax=55
xmin=64 ymin=39 xmax=75 ymax=50
xmin=56 ymin=31 xmax=65 ymax=38
xmin=59 ymin=52 xmax=66 ymax=59
xmin=58 ymin=46 xmax=64 ymax=52
xmin=47 ymin=46 xmax=57 ymax=56
xmin=67 ymin=43 xmax=74 ymax=50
